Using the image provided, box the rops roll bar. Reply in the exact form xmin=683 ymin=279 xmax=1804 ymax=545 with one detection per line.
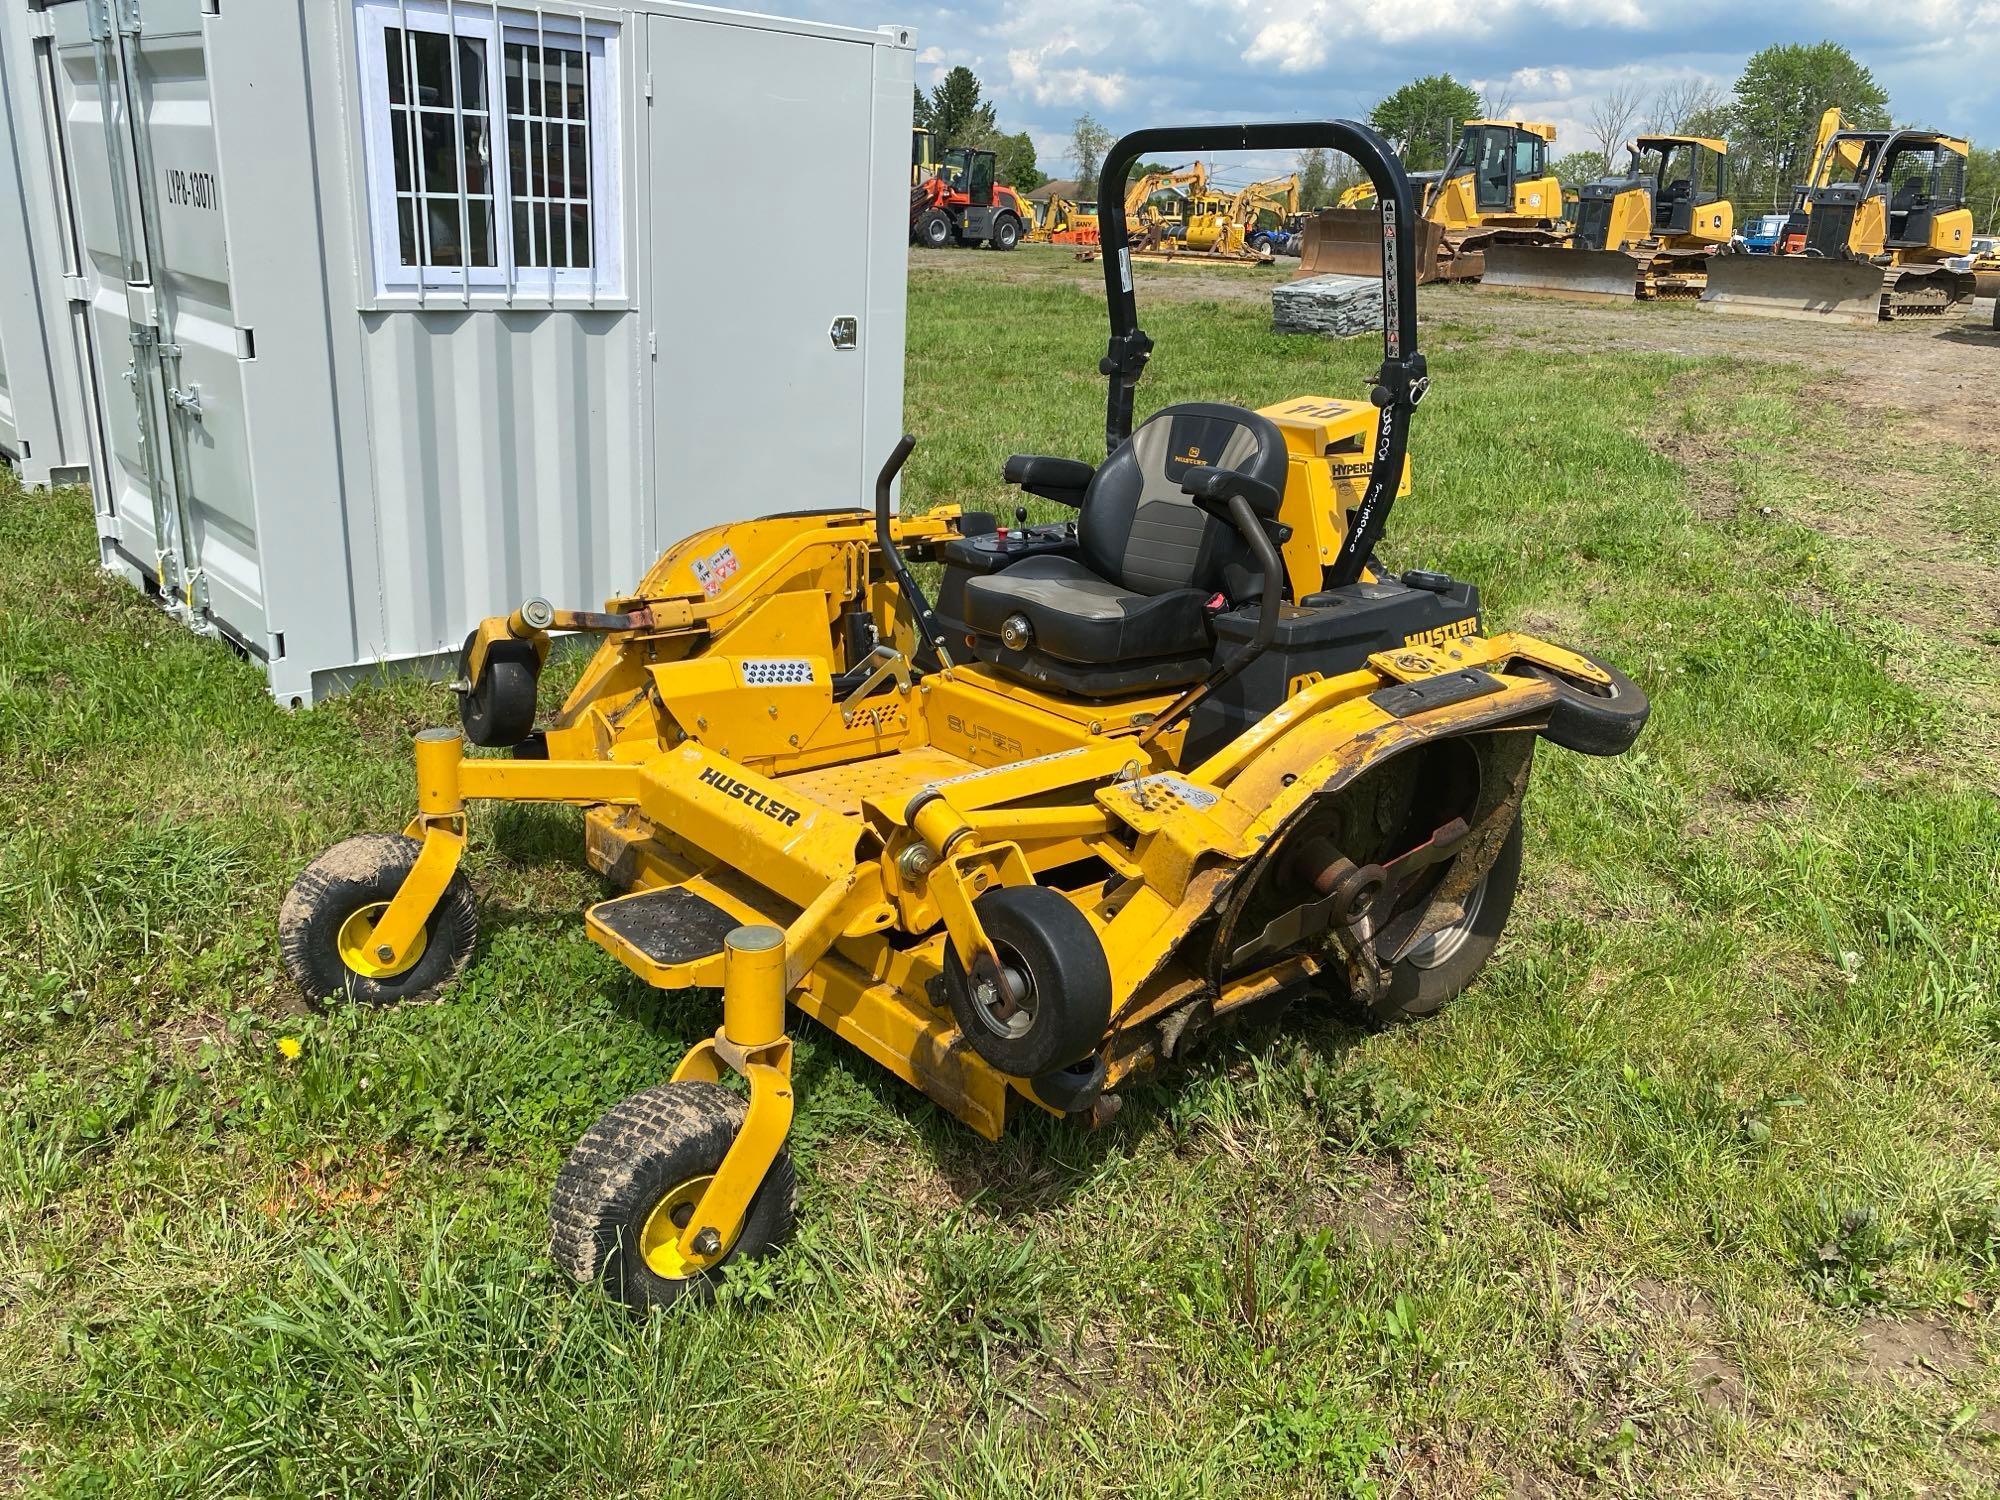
xmin=1095 ymin=122 xmax=1428 ymax=588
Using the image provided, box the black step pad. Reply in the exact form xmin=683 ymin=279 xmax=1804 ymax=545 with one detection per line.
xmin=593 ymin=887 xmax=747 ymax=966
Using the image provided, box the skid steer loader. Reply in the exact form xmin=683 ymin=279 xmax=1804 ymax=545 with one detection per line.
xmin=1484 ymin=135 xmax=1733 ymax=301
xmin=280 ymin=119 xmax=1650 ymax=1313
xmin=1702 ymin=127 xmax=1976 ymax=323
xmin=1298 ymin=121 xmax=1563 ymax=283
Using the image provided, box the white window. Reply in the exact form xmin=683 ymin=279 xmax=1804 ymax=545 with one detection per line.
xmin=354 ymin=2 xmax=622 ymax=300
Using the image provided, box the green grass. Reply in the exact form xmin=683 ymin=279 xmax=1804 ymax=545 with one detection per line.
xmin=3 ymin=249 xmax=1998 ymax=1495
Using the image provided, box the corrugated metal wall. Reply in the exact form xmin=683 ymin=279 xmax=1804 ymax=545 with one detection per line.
xmin=355 ymin=307 xmax=643 ymax=662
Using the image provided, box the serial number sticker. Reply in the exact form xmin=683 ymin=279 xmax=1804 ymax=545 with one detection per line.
xmin=691 ymin=545 xmax=740 ymax=598
xmin=1119 ymin=773 xmax=1218 ymax=812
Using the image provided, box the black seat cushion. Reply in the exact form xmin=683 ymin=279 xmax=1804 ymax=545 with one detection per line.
xmin=1078 ymin=403 xmax=1288 ymax=597
xmin=961 ymin=402 xmax=1287 ymax=684
xmin=962 ymin=556 xmax=1212 ymax=665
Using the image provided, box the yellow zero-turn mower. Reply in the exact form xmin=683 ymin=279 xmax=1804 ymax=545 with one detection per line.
xmin=281 ymin=120 xmax=1650 ymax=1312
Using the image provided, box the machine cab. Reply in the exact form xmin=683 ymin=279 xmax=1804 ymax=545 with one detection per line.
xmin=1633 ymin=136 xmax=1729 ymax=238
xmin=1806 ymin=130 xmax=1971 ymax=259
xmin=1458 ymin=122 xmax=1551 ymax=213
xmin=940 ymin=147 xmax=997 ymax=207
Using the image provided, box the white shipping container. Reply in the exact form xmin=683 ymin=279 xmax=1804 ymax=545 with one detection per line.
xmin=0 ymin=1 xmax=94 ymax=486
xmin=8 ymin=0 xmax=913 ymax=703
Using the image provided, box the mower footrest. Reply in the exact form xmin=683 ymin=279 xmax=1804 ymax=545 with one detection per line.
xmin=587 ymin=886 xmax=746 ymax=988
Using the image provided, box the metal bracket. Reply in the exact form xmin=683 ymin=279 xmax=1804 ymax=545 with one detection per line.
xmin=168 ymin=383 xmax=203 ymax=419
xmin=838 ymin=643 xmax=910 ymax=724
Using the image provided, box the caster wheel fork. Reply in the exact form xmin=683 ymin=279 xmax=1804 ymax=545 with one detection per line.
xmin=551 ymin=925 xmax=800 ymax=1310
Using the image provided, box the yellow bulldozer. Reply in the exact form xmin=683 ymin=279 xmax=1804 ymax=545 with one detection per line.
xmin=1298 ymin=120 xmax=1563 ymax=282
xmin=1702 ymin=125 xmax=1977 ymax=323
xmin=1482 ymin=135 xmax=1734 ymax=301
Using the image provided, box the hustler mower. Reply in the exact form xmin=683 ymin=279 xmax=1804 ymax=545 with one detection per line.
xmin=280 ymin=121 xmax=1650 ymax=1312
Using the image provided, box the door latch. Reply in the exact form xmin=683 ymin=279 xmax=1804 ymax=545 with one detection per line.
xmin=828 ymin=316 xmax=858 ymax=350
xmin=168 ymin=383 xmax=203 ymax=419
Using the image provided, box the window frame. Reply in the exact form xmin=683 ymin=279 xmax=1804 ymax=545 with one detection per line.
xmin=353 ymin=0 xmax=624 ymax=303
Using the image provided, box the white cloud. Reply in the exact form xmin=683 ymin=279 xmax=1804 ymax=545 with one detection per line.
xmin=1005 ymin=34 xmax=1129 ymax=107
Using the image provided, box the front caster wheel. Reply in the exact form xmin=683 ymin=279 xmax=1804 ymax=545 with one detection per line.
xmin=942 ymin=885 xmax=1113 ymax=1077
xmin=278 ymin=833 xmax=478 ymax=1005
xmin=550 ymin=1081 xmax=797 ymax=1312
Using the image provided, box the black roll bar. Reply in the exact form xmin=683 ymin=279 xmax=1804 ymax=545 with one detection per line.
xmin=1094 ymin=121 xmax=1427 ymax=589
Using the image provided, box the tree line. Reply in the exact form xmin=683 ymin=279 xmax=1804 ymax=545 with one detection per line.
xmin=1344 ymin=44 xmax=1996 ymax=228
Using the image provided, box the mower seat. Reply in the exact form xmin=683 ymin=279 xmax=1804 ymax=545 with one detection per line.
xmin=963 ymin=402 xmax=1289 ymax=690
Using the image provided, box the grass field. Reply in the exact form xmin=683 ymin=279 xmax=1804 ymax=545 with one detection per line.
xmin=3 ymin=248 xmax=1999 ymax=1496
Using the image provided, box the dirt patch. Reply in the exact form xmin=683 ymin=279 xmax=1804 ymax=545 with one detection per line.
xmin=1854 ymin=1312 xmax=1979 ymax=1383
xmin=1321 ymin=1167 xmax=1416 ymax=1250
xmin=152 ymin=1008 xmax=230 ymax=1066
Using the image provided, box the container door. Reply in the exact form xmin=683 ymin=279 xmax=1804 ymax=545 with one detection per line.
xmin=43 ymin=0 xmax=256 ymax=638
xmin=647 ymin=18 xmax=876 ymax=539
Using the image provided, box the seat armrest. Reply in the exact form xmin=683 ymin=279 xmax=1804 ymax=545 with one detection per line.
xmin=1004 ymin=454 xmax=1094 ymax=507
xmin=1180 ymin=464 xmax=1283 ymax=521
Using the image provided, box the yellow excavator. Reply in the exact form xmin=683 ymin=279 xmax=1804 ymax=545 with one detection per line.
xmin=1029 ymin=194 xmax=1100 ymax=247
xmin=1703 ymin=121 xmax=1976 ymax=323
xmin=1298 ymin=120 xmax=1563 ymax=281
xmin=1483 ymin=135 xmax=1734 ymax=301
xmin=1174 ymin=173 xmax=1298 ymax=259
xmin=1127 ymin=163 xmax=1208 ymax=245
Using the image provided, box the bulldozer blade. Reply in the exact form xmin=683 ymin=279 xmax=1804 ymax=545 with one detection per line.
xmin=1479 ymin=245 xmax=1638 ymax=302
xmin=1699 ymin=255 xmax=1885 ymax=325
xmin=1296 ymin=209 xmax=1450 ymax=284
xmin=1975 ymin=268 xmax=2000 ymax=301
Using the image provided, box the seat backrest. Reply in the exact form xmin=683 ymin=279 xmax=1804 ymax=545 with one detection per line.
xmin=1077 ymin=403 xmax=1289 ymax=597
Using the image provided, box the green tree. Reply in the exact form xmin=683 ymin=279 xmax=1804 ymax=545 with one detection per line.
xmin=912 ymin=86 xmax=931 ymax=134
xmin=1552 ymin=150 xmax=1609 ymax=189
xmin=994 ymin=131 xmax=1046 ymax=192
xmin=1296 ymin=147 xmax=1332 ymax=211
xmin=1369 ymin=74 xmax=1481 ymax=172
xmin=1966 ymin=147 xmax=2000 ymax=234
xmin=1724 ymin=42 xmax=1889 ymax=210
xmin=1071 ymin=112 xmax=1115 ymax=195
xmin=926 ymin=65 xmax=996 ymax=148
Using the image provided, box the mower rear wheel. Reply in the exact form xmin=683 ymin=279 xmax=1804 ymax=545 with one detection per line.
xmin=1370 ymin=817 xmax=1524 ymax=1024
xmin=279 ymin=833 xmax=478 ymax=1005
xmin=1519 ymin=650 xmax=1649 ymax=757
xmin=942 ymin=885 xmax=1112 ymax=1077
xmin=457 ymin=631 xmax=539 ymax=748
xmin=550 ymin=1081 xmax=796 ymax=1312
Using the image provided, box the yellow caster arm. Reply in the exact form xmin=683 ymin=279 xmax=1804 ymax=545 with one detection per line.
xmin=665 ymin=926 xmax=797 ymax=1268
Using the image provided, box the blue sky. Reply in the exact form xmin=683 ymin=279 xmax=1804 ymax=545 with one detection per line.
xmin=794 ymin=0 xmax=1998 ymax=183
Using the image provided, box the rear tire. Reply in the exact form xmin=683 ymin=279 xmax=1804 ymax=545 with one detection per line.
xmin=550 ymin=1081 xmax=796 ymax=1313
xmin=990 ymin=214 xmax=1021 ymax=251
xmin=1370 ymin=818 xmax=1524 ymax=1024
xmin=942 ymin=886 xmax=1111 ymax=1077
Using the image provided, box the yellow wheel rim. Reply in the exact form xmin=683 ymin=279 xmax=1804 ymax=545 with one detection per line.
xmin=334 ymin=902 xmax=429 ymax=980
xmin=638 ymin=1174 xmax=738 ymax=1279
